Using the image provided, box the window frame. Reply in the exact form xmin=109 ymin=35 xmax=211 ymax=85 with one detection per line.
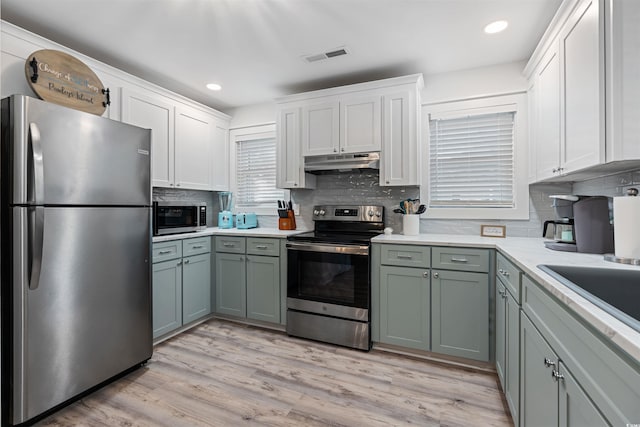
xmin=229 ymin=124 xmax=288 ymax=216
xmin=420 ymin=93 xmax=529 ymax=220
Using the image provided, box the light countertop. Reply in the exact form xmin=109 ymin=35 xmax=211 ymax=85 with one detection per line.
xmin=372 ymin=233 xmax=640 ymax=363
xmin=152 ymin=227 xmax=309 ymax=243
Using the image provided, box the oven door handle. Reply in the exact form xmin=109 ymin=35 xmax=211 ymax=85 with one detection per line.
xmin=286 ymin=242 xmax=369 ymax=256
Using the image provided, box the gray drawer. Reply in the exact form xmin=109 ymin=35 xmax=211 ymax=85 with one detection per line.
xmin=247 ymin=237 xmax=280 ymax=257
xmin=431 ymin=247 xmax=489 ymax=273
xmin=152 ymin=240 xmax=182 ymax=263
xmin=183 ymin=236 xmax=211 ymax=256
xmin=215 ymin=236 xmax=246 ymax=254
xmin=497 ymin=252 xmax=521 ymax=303
xmin=380 ymin=244 xmax=430 ymax=268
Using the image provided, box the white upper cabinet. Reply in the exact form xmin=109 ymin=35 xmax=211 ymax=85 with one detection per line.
xmin=381 ymin=89 xmax=419 ymax=186
xmin=121 ymin=88 xmax=175 ymax=188
xmin=175 ymin=105 xmax=215 ymax=191
xmin=277 ymin=74 xmax=422 ymax=187
xmin=533 ymin=45 xmax=561 ymax=182
xmin=560 ymin=0 xmax=604 ymax=173
xmin=301 ymin=101 xmax=340 ymax=156
xmin=340 ymin=93 xmax=381 ymax=154
xmin=276 ymin=107 xmax=316 ymax=189
xmin=211 ymin=120 xmax=230 ymax=192
xmin=526 ymin=0 xmax=640 ymax=182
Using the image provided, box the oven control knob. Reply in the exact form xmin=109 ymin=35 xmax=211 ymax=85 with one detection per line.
xmin=313 ymin=209 xmax=320 ymax=216
xmin=368 ymin=210 xmax=374 ymax=217
xmin=319 ymin=209 xmax=326 ymax=216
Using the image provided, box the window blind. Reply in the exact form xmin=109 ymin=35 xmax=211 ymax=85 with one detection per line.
xmin=429 ymin=111 xmax=515 ymax=208
xmin=236 ymin=137 xmax=285 ymax=207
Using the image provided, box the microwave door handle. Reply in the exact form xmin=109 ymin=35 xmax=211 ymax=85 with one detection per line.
xmin=28 ymin=206 xmax=44 ymax=290
xmin=28 ymin=122 xmax=44 ymax=205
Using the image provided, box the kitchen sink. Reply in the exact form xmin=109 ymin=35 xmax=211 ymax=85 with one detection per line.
xmin=537 ymin=264 xmax=640 ymax=333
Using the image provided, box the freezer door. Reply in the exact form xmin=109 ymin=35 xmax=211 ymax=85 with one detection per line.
xmin=7 ymin=95 xmax=151 ymax=206
xmin=11 ymin=206 xmax=152 ymax=424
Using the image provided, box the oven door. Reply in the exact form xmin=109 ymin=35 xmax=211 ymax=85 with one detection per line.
xmin=286 ymin=242 xmax=370 ymax=313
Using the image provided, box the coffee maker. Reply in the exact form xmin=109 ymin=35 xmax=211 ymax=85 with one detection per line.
xmin=543 ymin=195 xmax=614 ymax=254
xmin=218 ymin=191 xmax=234 ymax=229
xmin=543 ymin=195 xmax=578 ymax=252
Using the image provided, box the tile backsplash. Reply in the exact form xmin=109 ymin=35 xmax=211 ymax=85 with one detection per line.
xmin=156 ymin=168 xmax=640 ymax=237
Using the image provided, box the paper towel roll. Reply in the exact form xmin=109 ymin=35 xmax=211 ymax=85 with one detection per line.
xmin=614 ymin=196 xmax=640 ymax=259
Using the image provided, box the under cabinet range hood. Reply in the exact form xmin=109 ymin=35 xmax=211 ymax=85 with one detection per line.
xmin=304 ymin=152 xmax=380 ymax=173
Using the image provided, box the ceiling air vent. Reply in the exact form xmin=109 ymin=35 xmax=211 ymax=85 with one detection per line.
xmin=303 ymin=47 xmax=348 ymax=63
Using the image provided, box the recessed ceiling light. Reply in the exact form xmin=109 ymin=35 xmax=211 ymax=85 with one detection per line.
xmin=206 ymin=83 xmax=222 ymax=91
xmin=484 ymin=20 xmax=508 ymax=34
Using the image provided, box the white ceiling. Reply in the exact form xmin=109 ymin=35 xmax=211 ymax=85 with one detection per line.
xmin=1 ymin=0 xmax=562 ymax=113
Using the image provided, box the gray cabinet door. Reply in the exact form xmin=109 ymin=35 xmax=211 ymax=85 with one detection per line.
xmin=496 ymin=281 xmax=507 ymax=387
xmin=152 ymin=259 xmax=182 ymax=339
xmin=215 ymin=253 xmax=246 ymax=317
xmin=505 ymin=290 xmax=521 ymax=425
xmin=246 ymin=255 xmax=280 ymax=323
xmin=431 ymin=270 xmax=489 ymax=361
xmin=558 ymin=361 xmax=609 ymax=427
xmin=379 ymin=265 xmax=430 ymax=350
xmin=520 ymin=314 xmax=558 ymax=427
xmin=182 ymin=253 xmax=212 ymax=324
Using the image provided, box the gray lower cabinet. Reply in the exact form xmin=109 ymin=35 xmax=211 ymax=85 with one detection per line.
xmin=215 ymin=236 xmax=281 ymax=324
xmin=152 ymin=237 xmax=212 ymax=339
xmin=152 ymin=258 xmax=182 ymax=338
xmin=215 ymin=252 xmax=246 ymax=317
xmin=496 ymin=252 xmax=522 ymax=425
xmin=431 ymin=269 xmax=489 ymax=361
xmin=520 ymin=275 xmax=640 ymax=426
xmin=379 ymin=265 xmax=430 ymax=350
xmin=375 ymin=244 xmax=491 ymax=362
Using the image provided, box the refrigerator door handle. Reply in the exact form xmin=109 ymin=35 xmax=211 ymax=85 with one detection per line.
xmin=28 ymin=206 xmax=44 ymax=290
xmin=28 ymin=122 xmax=44 ymax=205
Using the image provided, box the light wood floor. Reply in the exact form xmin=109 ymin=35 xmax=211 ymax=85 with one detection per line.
xmin=36 ymin=319 xmax=512 ymax=426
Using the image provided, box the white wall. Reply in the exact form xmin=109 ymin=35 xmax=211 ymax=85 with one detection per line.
xmin=226 ymin=101 xmax=277 ymax=129
xmin=227 ymin=61 xmax=529 ymax=126
xmin=422 ymin=60 xmax=528 ymax=104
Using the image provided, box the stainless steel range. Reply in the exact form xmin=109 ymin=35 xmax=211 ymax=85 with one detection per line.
xmin=286 ymin=205 xmax=384 ymax=350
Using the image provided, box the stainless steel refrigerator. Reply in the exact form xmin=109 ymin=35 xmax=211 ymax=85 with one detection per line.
xmin=1 ymin=95 xmax=153 ymax=425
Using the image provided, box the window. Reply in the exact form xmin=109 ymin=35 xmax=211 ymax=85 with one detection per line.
xmin=420 ymin=94 xmax=529 ymax=219
xmin=230 ymin=124 xmax=287 ymax=215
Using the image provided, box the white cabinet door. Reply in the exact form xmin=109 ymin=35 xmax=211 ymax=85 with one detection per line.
xmin=560 ymin=0 xmax=604 ymax=174
xmin=211 ymin=119 xmax=229 ymax=191
xmin=277 ymin=107 xmax=312 ymax=189
xmin=381 ymin=90 xmax=419 ymax=186
xmin=340 ymin=93 xmax=381 ymax=154
xmin=535 ymin=45 xmax=561 ymax=181
xmin=175 ymin=105 xmax=213 ymax=190
xmin=302 ymin=101 xmax=339 ymax=156
xmin=121 ymin=88 xmax=175 ymax=188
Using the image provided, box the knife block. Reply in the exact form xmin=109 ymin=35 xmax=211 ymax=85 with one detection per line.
xmin=278 ymin=210 xmax=296 ymax=230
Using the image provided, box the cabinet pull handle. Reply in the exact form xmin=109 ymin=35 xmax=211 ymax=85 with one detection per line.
xmin=499 ymin=290 xmax=507 ymax=298
xmin=498 ymin=268 xmax=505 ymax=274
xmin=255 ymin=245 xmax=268 ymax=249
xmin=423 ymin=271 xmax=429 ymax=278
xmin=450 ymin=257 xmax=468 ymax=263
xmin=432 ymin=272 xmax=439 ymax=279
xmin=503 ymin=271 xmax=510 ymax=277
xmin=158 ymin=250 xmax=172 ymax=255
xmin=177 ymin=260 xmax=182 ymax=265
xmin=191 ymin=245 xmax=204 ymax=249
xmin=223 ymin=243 xmax=235 ymax=247
xmin=396 ymin=254 xmax=413 ymax=259
xmin=544 ymin=357 xmax=556 ymax=368
xmin=184 ymin=259 xmax=190 ymax=264
xmin=552 ymin=370 xmax=565 ymax=382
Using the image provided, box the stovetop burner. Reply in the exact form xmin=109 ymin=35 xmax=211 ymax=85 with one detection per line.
xmin=288 ymin=204 xmax=384 ymax=245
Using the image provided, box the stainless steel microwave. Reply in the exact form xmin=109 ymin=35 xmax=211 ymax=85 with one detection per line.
xmin=153 ymin=201 xmax=207 ymax=235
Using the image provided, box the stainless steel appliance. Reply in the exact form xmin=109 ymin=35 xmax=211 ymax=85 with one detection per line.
xmin=153 ymin=201 xmax=207 ymax=235
xmin=543 ymin=195 xmax=578 ymax=252
xmin=1 ymin=95 xmax=153 ymax=425
xmin=286 ymin=205 xmax=384 ymax=350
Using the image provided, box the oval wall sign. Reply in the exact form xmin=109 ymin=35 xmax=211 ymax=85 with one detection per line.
xmin=25 ymin=49 xmax=108 ymax=116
